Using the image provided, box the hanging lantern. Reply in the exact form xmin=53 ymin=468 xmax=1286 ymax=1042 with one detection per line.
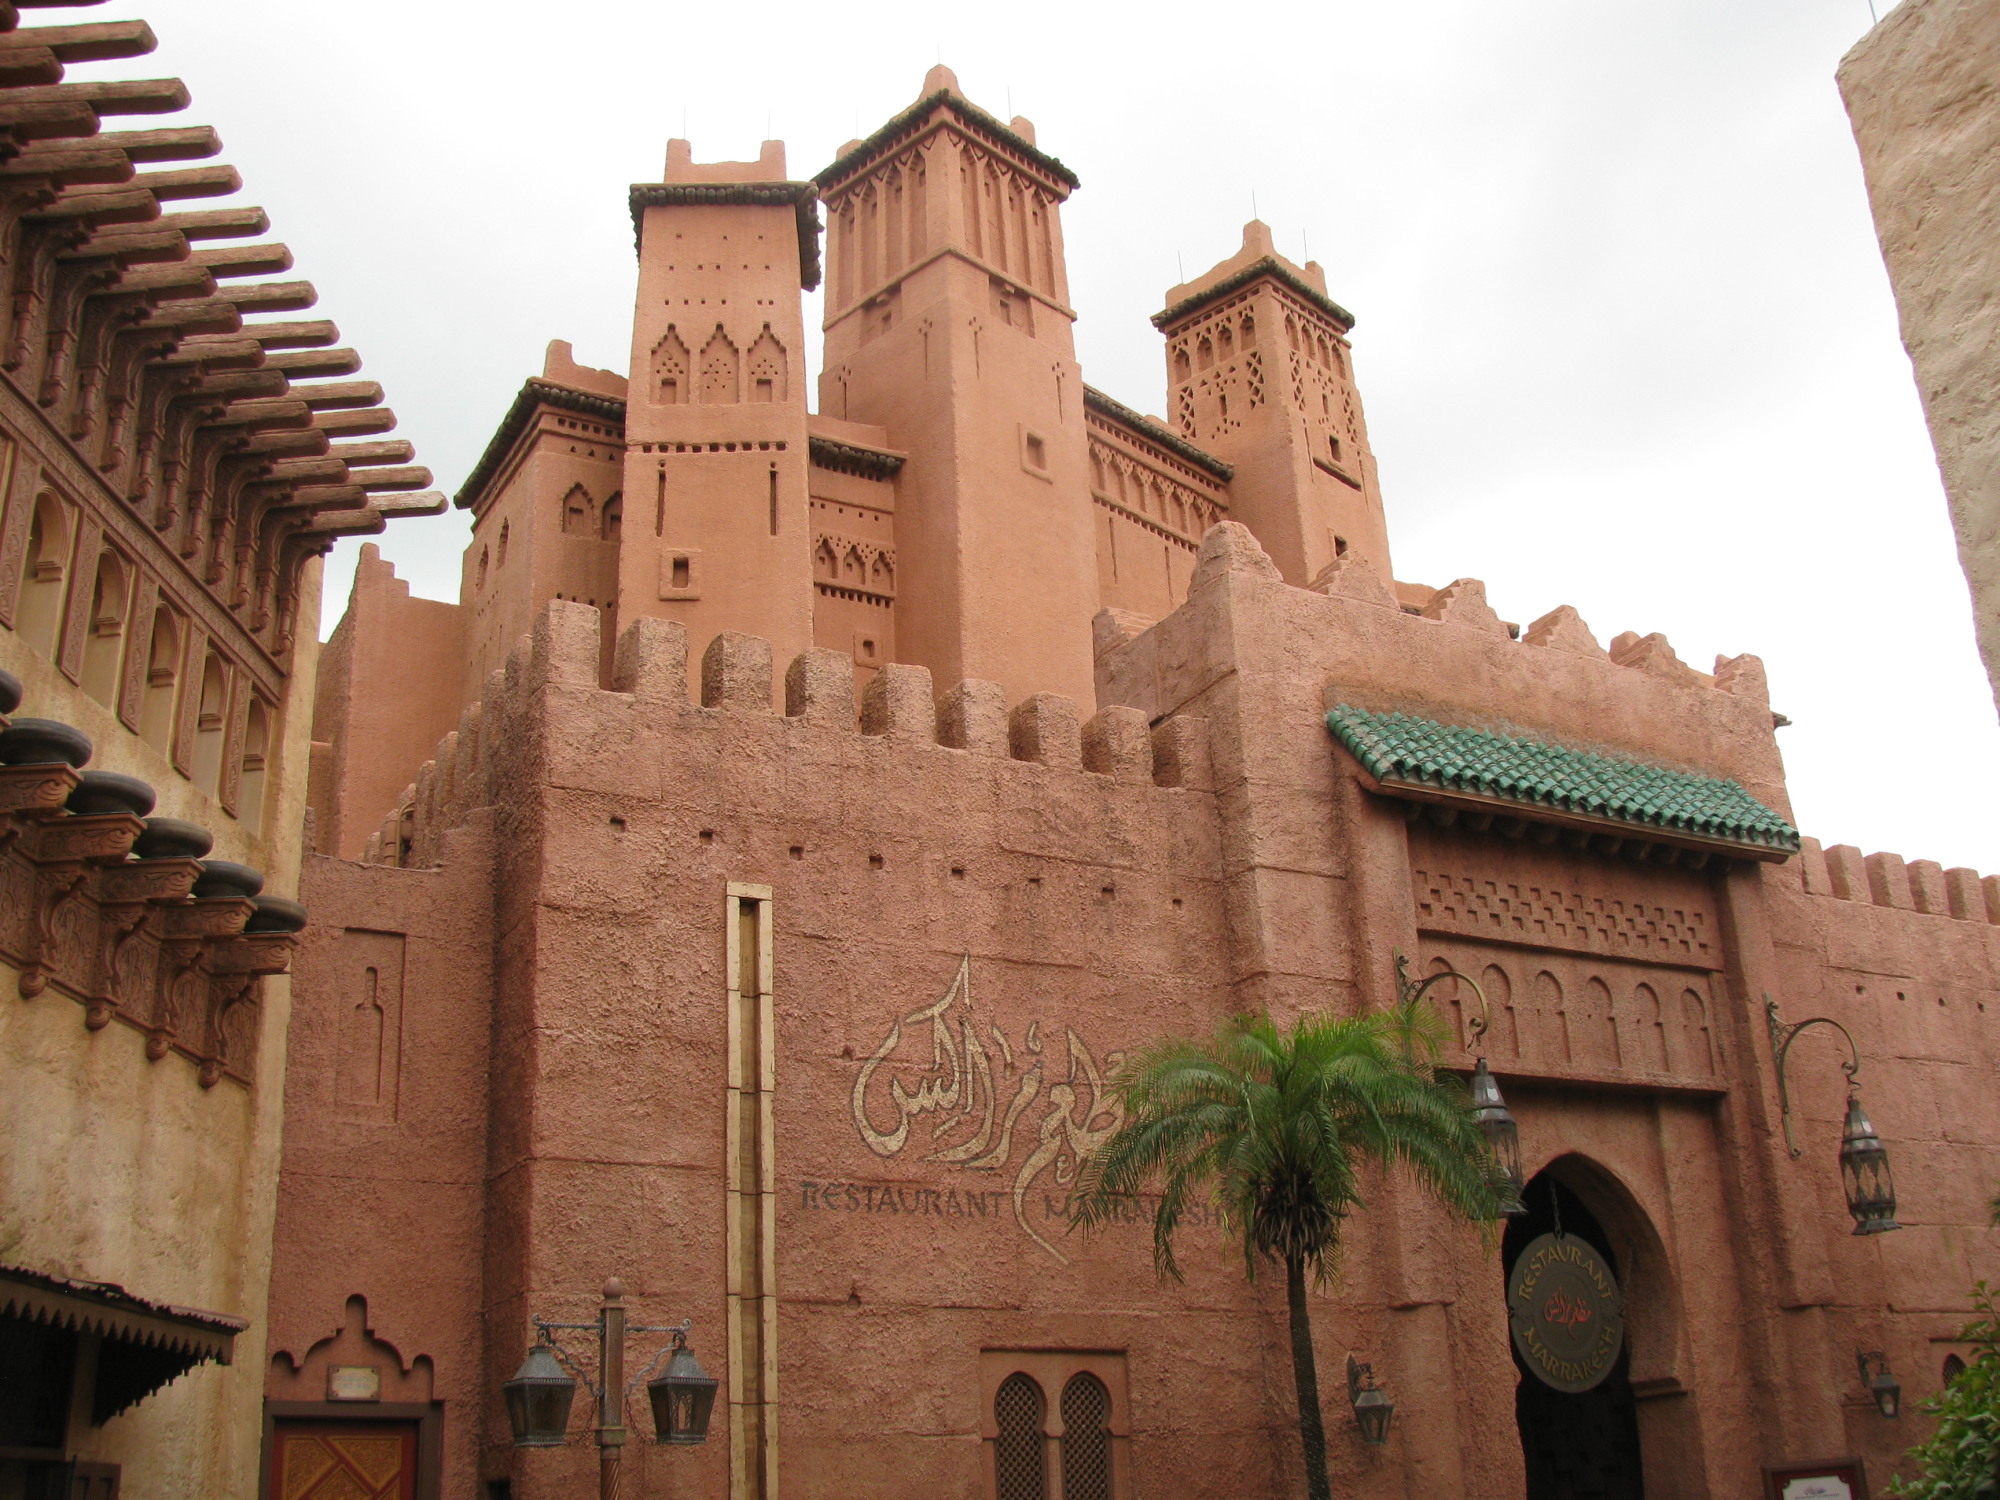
xmin=1838 ymin=1092 xmax=1899 ymax=1236
xmin=1469 ymin=1058 xmax=1527 ymax=1218
xmin=647 ymin=1331 xmax=719 ymax=1445
xmin=1346 ymin=1356 xmax=1394 ymax=1446
xmin=503 ymin=1342 xmax=577 ymax=1447
xmin=1856 ymin=1350 xmax=1902 ymax=1418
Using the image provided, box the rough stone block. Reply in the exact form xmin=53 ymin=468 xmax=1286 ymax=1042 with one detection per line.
xmin=861 ymin=662 xmax=936 ymax=743
xmin=1864 ymin=851 xmax=1913 ymax=909
xmin=1610 ymin=631 xmax=1703 ymax=686
xmin=613 ymin=616 xmax=689 ymax=701
xmin=1714 ymin=652 xmax=1770 ymax=703
xmin=784 ymin=648 xmax=855 ymax=727
xmin=1420 ymin=578 xmax=1509 ymax=637
xmin=1523 ymin=604 xmax=1607 ymax=657
xmin=529 ymin=600 xmax=601 ymax=691
xmin=938 ymin=680 xmax=1008 ymax=755
xmin=1081 ymin=706 xmax=1152 ymax=783
xmin=1943 ymin=866 xmax=1985 ymax=921
xmin=1092 ymin=607 xmax=1155 ymax=660
xmin=1188 ymin=520 xmax=1279 ymax=594
xmin=1152 ymin=715 xmax=1212 ymax=791
xmin=700 ymin=631 xmax=773 ymax=711
xmin=1307 ymin=553 xmax=1398 ymax=609
xmin=1823 ymin=844 xmax=1867 ymax=900
xmin=1798 ymin=837 xmax=1833 ymax=896
xmin=1986 ymin=875 xmax=2000 ymax=925
xmin=1907 ymin=859 xmax=1950 ymax=915
xmin=1009 ymin=693 xmax=1082 ymax=770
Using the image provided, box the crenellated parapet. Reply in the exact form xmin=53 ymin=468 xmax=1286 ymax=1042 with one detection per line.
xmin=356 ymin=599 xmax=1217 ymax=872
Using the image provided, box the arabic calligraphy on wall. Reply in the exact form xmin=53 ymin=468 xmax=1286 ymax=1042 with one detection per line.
xmin=846 ymin=955 xmax=1126 ymax=1264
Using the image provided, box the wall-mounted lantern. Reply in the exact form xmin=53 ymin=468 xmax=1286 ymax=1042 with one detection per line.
xmin=1766 ymin=998 xmax=1900 ymax=1235
xmin=1856 ymin=1350 xmax=1902 ymax=1418
xmin=501 ymin=1279 xmax=715 ymax=1500
xmin=1398 ymin=954 xmax=1527 ymax=1217
xmin=1347 ymin=1355 xmax=1394 ymax=1446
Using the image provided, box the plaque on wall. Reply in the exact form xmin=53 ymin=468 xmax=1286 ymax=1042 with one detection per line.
xmin=1762 ymin=1460 xmax=1870 ymax=1500
xmin=327 ymin=1364 xmax=382 ymax=1401
xmin=1507 ymin=1232 xmax=1626 ymax=1393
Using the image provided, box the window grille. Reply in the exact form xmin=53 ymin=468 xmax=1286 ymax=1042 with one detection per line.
xmin=994 ymin=1372 xmax=1047 ymax=1500
xmin=1059 ymin=1373 xmax=1111 ymax=1500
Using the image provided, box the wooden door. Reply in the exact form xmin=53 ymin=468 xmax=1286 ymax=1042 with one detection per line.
xmin=270 ymin=1422 xmax=417 ymax=1500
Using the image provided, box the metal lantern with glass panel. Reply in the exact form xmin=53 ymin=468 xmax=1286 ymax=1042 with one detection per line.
xmin=501 ymin=1279 xmax=715 ymax=1500
xmin=1347 ymin=1355 xmax=1395 ymax=1445
xmin=1766 ymin=998 xmax=1901 ymax=1235
xmin=1857 ymin=1350 xmax=1902 ymax=1418
xmin=1397 ymin=954 xmax=1528 ymax=1218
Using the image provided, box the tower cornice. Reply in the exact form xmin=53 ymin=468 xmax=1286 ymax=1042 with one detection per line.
xmin=814 ymin=89 xmax=1079 ymax=200
xmin=1153 ymin=256 xmax=1355 ymax=335
xmin=626 ymin=180 xmax=823 ymax=291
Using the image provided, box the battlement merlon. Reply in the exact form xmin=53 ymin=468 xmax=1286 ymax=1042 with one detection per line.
xmin=1154 ymin=219 xmax=1353 ymax=334
xmin=813 ymin=64 xmax=1080 ymax=202
xmin=628 ymin=140 xmax=822 ymax=292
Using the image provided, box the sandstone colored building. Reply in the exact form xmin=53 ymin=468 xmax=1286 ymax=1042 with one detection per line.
xmin=282 ymin=69 xmax=2000 ymax=1500
xmin=1840 ymin=0 xmax=2000 ymax=715
xmin=0 ymin=3 xmax=440 ymax=1498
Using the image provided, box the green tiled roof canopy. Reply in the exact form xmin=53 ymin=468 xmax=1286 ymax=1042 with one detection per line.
xmin=1326 ymin=704 xmax=1801 ymax=858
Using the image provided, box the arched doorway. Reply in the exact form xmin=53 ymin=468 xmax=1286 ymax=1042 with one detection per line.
xmin=1504 ymin=1168 xmax=1645 ymax=1499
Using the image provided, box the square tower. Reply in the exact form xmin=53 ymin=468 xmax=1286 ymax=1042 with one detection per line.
xmin=617 ymin=141 xmax=819 ymax=687
xmin=814 ymin=68 xmax=1099 ymax=706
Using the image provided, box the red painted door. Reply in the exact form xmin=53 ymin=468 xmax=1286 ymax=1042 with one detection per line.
xmin=270 ymin=1422 xmax=417 ymax=1500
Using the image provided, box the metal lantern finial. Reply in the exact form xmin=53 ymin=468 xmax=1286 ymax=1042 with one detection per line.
xmin=1857 ymin=1350 xmax=1901 ymax=1418
xmin=1839 ymin=1092 xmax=1900 ymax=1236
xmin=503 ymin=1339 xmax=578 ymax=1447
xmin=1347 ymin=1355 xmax=1394 ymax=1446
xmin=647 ymin=1328 xmax=719 ymax=1445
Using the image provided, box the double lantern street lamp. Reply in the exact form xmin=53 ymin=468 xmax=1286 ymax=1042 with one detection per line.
xmin=502 ymin=1279 xmax=717 ymax=1500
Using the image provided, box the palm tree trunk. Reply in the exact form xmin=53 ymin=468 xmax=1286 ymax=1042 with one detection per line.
xmin=1286 ymin=1251 xmax=1333 ymax=1500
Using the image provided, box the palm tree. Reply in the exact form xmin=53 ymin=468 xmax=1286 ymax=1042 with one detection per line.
xmin=1068 ymin=988 xmax=1504 ymax=1500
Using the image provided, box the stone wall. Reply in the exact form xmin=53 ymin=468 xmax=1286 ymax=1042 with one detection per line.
xmin=1840 ymin=0 xmax=2000 ymax=714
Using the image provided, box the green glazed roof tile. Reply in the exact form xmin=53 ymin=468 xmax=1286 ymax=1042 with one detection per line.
xmin=1325 ymin=704 xmax=1800 ymax=854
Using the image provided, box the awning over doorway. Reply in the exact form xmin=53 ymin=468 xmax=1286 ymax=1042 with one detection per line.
xmin=1 ymin=1263 xmax=247 ymax=1423
xmin=1326 ymin=704 xmax=1801 ymax=860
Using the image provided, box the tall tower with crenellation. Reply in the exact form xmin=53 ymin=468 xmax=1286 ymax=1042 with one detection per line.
xmin=616 ymin=140 xmax=820 ymax=688
xmin=1155 ymin=221 xmax=1394 ymax=588
xmin=814 ymin=66 xmax=1099 ymax=706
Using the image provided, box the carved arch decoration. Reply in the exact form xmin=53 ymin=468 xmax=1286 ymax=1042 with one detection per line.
xmin=652 ymin=325 xmax=691 ymax=405
xmin=747 ymin=326 xmax=788 ymax=404
xmin=267 ymin=1294 xmax=435 ymax=1405
xmin=698 ymin=325 xmax=740 ymax=404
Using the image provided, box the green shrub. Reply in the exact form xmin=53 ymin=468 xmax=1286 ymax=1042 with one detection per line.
xmin=1891 ymin=1282 xmax=2000 ymax=1498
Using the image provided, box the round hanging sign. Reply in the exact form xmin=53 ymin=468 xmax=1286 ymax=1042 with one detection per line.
xmin=1507 ymin=1233 xmax=1625 ymax=1393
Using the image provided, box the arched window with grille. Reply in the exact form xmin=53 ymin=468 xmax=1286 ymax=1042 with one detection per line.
xmin=983 ymin=1353 xmax=1128 ymax=1500
xmin=1059 ymin=1373 xmax=1111 ymax=1500
xmin=993 ymin=1372 xmax=1046 ymax=1500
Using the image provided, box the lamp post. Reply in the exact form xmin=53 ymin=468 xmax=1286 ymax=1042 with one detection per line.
xmin=1765 ymin=998 xmax=1901 ymax=1234
xmin=501 ymin=1278 xmax=718 ymax=1500
xmin=1397 ymin=953 xmax=1527 ymax=1217
xmin=1346 ymin=1355 xmax=1395 ymax=1445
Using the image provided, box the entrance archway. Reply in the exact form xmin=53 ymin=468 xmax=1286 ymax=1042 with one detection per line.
xmin=1504 ymin=1168 xmax=1645 ymax=1499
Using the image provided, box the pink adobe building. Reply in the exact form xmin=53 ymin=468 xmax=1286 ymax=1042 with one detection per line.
xmin=282 ymin=67 xmax=2000 ymax=1500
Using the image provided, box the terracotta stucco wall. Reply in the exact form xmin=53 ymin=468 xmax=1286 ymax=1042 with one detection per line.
xmin=1840 ymin=0 xmax=2000 ymax=714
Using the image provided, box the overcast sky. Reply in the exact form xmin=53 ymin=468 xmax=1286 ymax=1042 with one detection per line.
xmin=93 ymin=0 xmax=1997 ymax=873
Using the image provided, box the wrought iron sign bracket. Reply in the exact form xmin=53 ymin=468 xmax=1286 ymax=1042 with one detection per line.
xmin=1764 ymin=995 xmax=1860 ymax=1159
